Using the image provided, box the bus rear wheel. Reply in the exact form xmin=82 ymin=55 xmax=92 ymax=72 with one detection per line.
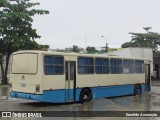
xmin=79 ymin=88 xmax=92 ymax=104
xmin=134 ymin=84 xmax=141 ymax=95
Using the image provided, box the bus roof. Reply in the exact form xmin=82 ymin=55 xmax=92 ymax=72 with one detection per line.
xmin=12 ymin=50 xmax=150 ymax=60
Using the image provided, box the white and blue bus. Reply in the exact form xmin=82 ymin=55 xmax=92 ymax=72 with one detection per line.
xmin=10 ymin=50 xmax=151 ymax=103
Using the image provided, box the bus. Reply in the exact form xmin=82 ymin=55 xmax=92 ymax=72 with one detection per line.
xmin=10 ymin=50 xmax=151 ymax=103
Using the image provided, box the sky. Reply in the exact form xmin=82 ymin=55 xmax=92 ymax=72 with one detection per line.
xmin=32 ymin=0 xmax=160 ymax=49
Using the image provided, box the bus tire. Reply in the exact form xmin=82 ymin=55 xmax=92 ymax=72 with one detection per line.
xmin=134 ymin=84 xmax=141 ymax=95
xmin=79 ymin=88 xmax=92 ymax=104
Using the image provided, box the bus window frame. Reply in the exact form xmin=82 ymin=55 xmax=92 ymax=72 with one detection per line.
xmin=95 ymin=57 xmax=110 ymax=74
xmin=110 ymin=58 xmax=123 ymax=74
xmin=77 ymin=56 xmax=94 ymax=75
xmin=43 ymin=55 xmax=64 ymax=75
xmin=123 ymin=59 xmax=135 ymax=74
xmin=135 ymin=59 xmax=144 ymax=74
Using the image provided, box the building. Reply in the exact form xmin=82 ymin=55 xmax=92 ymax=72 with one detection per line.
xmin=153 ymin=56 xmax=160 ymax=79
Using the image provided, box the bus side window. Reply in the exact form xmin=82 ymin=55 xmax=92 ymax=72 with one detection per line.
xmin=95 ymin=58 xmax=109 ymax=74
xmin=135 ymin=60 xmax=144 ymax=73
xmin=110 ymin=58 xmax=123 ymax=74
xmin=44 ymin=56 xmax=64 ymax=75
xmin=123 ymin=59 xmax=134 ymax=74
xmin=78 ymin=57 xmax=94 ymax=74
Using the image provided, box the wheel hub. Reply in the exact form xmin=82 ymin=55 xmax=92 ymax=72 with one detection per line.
xmin=83 ymin=95 xmax=88 ymax=100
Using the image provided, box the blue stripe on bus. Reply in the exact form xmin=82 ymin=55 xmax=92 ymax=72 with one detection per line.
xmin=92 ymin=84 xmax=145 ymax=99
xmin=10 ymin=84 xmax=146 ymax=103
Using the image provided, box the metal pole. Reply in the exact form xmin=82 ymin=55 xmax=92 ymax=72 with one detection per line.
xmin=101 ymin=36 xmax=108 ymax=52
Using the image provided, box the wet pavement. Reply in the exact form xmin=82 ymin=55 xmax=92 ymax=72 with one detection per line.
xmin=0 ymin=80 xmax=160 ymax=120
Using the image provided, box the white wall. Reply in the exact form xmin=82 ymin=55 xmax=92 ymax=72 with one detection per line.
xmin=104 ymin=47 xmax=153 ymax=74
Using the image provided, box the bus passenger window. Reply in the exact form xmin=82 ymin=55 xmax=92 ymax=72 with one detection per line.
xmin=44 ymin=56 xmax=64 ymax=75
xmin=78 ymin=57 xmax=94 ymax=74
xmin=110 ymin=58 xmax=123 ymax=74
xmin=95 ymin=58 xmax=109 ymax=74
xmin=123 ymin=59 xmax=134 ymax=74
xmin=135 ymin=60 xmax=144 ymax=73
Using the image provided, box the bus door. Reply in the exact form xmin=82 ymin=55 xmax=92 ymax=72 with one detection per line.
xmin=65 ymin=61 xmax=76 ymax=102
xmin=144 ymin=64 xmax=151 ymax=91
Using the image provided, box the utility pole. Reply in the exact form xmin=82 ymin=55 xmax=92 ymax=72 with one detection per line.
xmin=85 ymin=36 xmax=87 ymax=52
xmin=101 ymin=36 xmax=108 ymax=52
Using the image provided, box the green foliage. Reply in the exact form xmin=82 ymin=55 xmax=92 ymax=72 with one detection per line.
xmin=121 ymin=42 xmax=133 ymax=48
xmin=0 ymin=0 xmax=49 ymax=84
xmin=121 ymin=27 xmax=160 ymax=52
xmin=38 ymin=44 xmax=50 ymax=50
xmin=86 ymin=46 xmax=97 ymax=53
xmin=73 ymin=45 xmax=80 ymax=53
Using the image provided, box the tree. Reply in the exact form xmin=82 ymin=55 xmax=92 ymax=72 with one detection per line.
xmin=73 ymin=45 xmax=80 ymax=53
xmin=121 ymin=27 xmax=160 ymax=53
xmin=38 ymin=44 xmax=50 ymax=51
xmin=121 ymin=42 xmax=134 ymax=48
xmin=86 ymin=46 xmax=96 ymax=53
xmin=0 ymin=0 xmax=49 ymax=84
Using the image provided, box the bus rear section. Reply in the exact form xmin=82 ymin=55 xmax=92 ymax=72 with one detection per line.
xmin=10 ymin=51 xmax=77 ymax=103
xmin=10 ymin=52 xmax=43 ymax=101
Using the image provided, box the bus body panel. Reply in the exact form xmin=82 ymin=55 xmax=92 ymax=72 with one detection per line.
xmin=91 ymin=83 xmax=145 ymax=99
xmin=10 ymin=50 xmax=151 ymax=103
xmin=42 ymin=75 xmax=66 ymax=90
xmin=10 ymin=83 xmax=146 ymax=103
xmin=41 ymin=55 xmax=77 ymax=91
xmin=76 ymin=74 xmax=145 ymax=88
xmin=10 ymin=52 xmax=44 ymax=94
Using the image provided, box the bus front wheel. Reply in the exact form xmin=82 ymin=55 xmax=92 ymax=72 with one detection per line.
xmin=79 ymin=88 xmax=92 ymax=104
xmin=134 ymin=84 xmax=141 ymax=95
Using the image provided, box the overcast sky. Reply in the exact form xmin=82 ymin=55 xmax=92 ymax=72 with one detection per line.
xmin=32 ymin=0 xmax=160 ymax=49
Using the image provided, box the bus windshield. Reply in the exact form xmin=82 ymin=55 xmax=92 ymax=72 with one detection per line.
xmin=12 ymin=53 xmax=38 ymax=74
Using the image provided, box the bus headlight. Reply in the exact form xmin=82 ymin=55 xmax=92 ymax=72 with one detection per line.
xmin=36 ymin=84 xmax=40 ymax=92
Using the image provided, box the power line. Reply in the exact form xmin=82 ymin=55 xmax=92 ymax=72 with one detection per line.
xmin=107 ymin=43 xmax=124 ymax=44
